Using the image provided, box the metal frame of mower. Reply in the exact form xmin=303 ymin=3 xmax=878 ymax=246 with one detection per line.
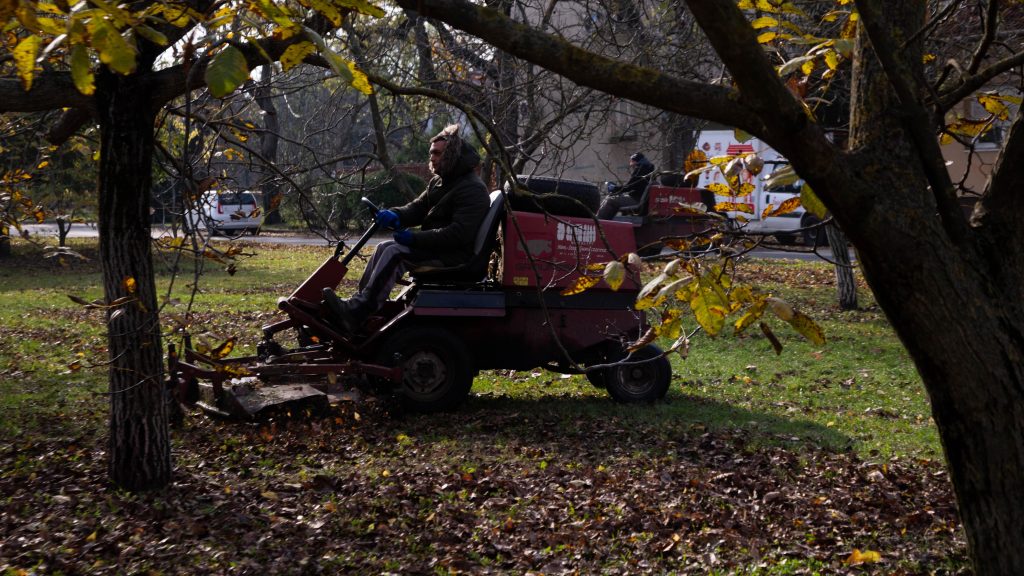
xmin=167 ymin=191 xmax=672 ymax=419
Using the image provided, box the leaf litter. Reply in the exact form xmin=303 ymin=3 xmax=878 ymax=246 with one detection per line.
xmin=0 ymin=398 xmax=969 ymax=575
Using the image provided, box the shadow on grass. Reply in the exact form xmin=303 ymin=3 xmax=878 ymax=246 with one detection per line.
xmin=392 ymin=390 xmax=853 ymax=458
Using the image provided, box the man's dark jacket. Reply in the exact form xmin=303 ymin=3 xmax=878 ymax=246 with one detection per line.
xmin=620 ymin=158 xmax=656 ymax=200
xmin=392 ymin=142 xmax=489 ymax=267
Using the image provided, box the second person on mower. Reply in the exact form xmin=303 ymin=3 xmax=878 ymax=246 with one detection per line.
xmin=324 ymin=124 xmax=490 ymax=333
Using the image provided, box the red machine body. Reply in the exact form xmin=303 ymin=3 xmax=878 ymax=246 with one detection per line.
xmin=167 ymin=194 xmax=670 ymax=419
xmin=501 ymin=211 xmax=639 ymax=290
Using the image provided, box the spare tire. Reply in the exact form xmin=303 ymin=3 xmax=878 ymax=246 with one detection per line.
xmin=506 ymin=175 xmax=601 ymax=218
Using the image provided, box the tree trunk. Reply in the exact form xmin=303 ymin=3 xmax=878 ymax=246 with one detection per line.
xmin=255 ymin=69 xmax=283 ymax=225
xmin=96 ymin=70 xmax=172 ymax=491
xmin=825 ymin=223 xmax=856 ymax=310
xmin=841 ymin=3 xmax=1024 ymax=571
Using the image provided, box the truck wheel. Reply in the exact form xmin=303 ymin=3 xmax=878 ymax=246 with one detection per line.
xmin=603 ymin=344 xmax=671 ymax=403
xmin=801 ymin=214 xmax=827 ymax=246
xmin=374 ymin=325 xmax=474 ymax=412
xmin=507 ymin=175 xmax=601 ymax=218
xmin=775 ymin=233 xmax=798 ymax=246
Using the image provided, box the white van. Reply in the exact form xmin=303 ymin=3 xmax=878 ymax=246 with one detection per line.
xmin=695 ymin=130 xmax=825 ymax=245
xmin=185 ymin=190 xmax=262 ymax=236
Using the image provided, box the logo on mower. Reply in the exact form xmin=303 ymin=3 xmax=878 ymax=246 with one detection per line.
xmin=556 ymin=222 xmax=596 ymax=246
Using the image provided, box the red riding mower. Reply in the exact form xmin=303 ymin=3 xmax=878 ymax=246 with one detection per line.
xmin=167 ymin=190 xmax=671 ymax=419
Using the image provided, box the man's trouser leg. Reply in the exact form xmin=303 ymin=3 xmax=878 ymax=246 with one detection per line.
xmin=597 ymin=195 xmax=639 ymax=219
xmin=350 ymin=240 xmax=442 ymax=315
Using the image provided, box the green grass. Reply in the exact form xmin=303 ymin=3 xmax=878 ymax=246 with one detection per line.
xmin=1 ymin=237 xmax=968 ymax=574
xmin=0 ymin=237 xmax=937 ymax=459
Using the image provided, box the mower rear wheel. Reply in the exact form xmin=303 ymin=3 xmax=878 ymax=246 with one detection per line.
xmin=374 ymin=325 xmax=474 ymax=412
xmin=602 ymin=344 xmax=671 ymax=403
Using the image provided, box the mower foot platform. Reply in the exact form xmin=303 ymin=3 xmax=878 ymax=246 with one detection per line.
xmin=199 ymin=379 xmax=330 ymax=420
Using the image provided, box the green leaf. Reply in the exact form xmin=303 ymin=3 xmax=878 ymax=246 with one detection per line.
xmin=133 ymin=24 xmax=169 ymax=46
xmin=801 ymin=182 xmax=827 ymax=219
xmin=335 ymin=0 xmax=385 ymax=18
xmin=205 ymin=45 xmax=250 ymax=98
xmin=90 ymin=18 xmax=137 ymax=74
xmin=70 ymin=44 xmax=95 ymax=95
xmin=13 ymin=35 xmax=41 ymax=90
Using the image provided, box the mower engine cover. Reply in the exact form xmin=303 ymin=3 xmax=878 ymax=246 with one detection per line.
xmin=501 ymin=211 xmax=638 ymax=291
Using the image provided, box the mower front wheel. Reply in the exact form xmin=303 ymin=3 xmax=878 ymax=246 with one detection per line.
xmin=374 ymin=325 xmax=474 ymax=413
xmin=601 ymin=344 xmax=671 ymax=403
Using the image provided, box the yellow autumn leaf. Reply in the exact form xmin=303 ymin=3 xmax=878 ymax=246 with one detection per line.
xmin=751 ymin=16 xmax=778 ymax=29
xmin=654 ymin=308 xmax=683 ymax=339
xmin=690 ymin=291 xmax=727 ymax=336
xmin=348 ymin=61 xmax=373 ymax=95
xmin=603 ymin=260 xmax=625 ymax=291
xmin=800 ymin=58 xmax=815 ymax=76
xmin=788 ymin=310 xmax=826 ymax=345
xmin=946 ymin=117 xmax=992 ymax=138
xmin=280 ymin=41 xmax=316 ymax=72
xmin=706 ymin=182 xmax=733 ymax=196
xmin=716 ymin=202 xmax=755 ymax=214
xmin=977 ymin=93 xmax=1012 ymax=121
xmin=14 ymin=35 xmax=41 ymax=91
xmin=845 ymin=548 xmax=882 ymax=564
xmin=824 ymin=49 xmax=839 ymax=70
xmin=737 ymin=182 xmax=756 ymax=197
xmin=684 ymin=149 xmax=708 ymax=174
xmin=762 ymin=196 xmax=802 ymax=218
xmin=122 ymin=276 xmax=137 ymax=294
xmin=734 ymin=299 xmax=767 ymax=334
xmin=211 ymin=337 xmax=236 ymax=359
xmin=560 ymin=275 xmax=600 ymax=296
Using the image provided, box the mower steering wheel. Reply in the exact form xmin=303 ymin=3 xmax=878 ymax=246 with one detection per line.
xmin=361 ymin=197 xmax=381 ymax=217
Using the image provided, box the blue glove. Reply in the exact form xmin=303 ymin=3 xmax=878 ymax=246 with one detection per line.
xmin=393 ymin=229 xmax=414 ymax=246
xmin=375 ymin=209 xmax=400 ymax=230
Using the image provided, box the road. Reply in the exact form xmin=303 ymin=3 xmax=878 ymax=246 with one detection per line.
xmin=21 ymin=223 xmax=852 ymax=262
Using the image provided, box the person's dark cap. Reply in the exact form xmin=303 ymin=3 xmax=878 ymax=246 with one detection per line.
xmin=630 ymin=152 xmax=645 ymax=162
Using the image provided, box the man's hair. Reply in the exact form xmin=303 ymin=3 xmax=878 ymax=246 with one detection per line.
xmin=430 ymin=124 xmax=463 ymax=176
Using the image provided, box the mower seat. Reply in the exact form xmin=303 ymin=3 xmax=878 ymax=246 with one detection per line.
xmin=411 ymin=190 xmax=505 ymax=284
xmin=619 ymin=174 xmax=655 ymax=217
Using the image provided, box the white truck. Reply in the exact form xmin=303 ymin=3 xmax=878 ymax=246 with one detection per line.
xmin=694 ymin=130 xmax=825 ymax=246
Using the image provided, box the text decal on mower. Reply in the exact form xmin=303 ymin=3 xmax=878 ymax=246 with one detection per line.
xmin=556 ymin=222 xmax=596 ymax=245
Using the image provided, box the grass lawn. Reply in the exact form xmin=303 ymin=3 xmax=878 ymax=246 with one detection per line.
xmin=0 ymin=236 xmax=968 ymax=575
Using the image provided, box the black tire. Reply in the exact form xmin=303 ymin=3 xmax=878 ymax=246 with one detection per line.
xmin=507 ymin=175 xmax=601 ymax=218
xmin=374 ymin=325 xmax=474 ymax=412
xmin=801 ymin=214 xmax=827 ymax=247
xmin=0 ymin=225 xmax=10 ymax=258
xmin=775 ymin=233 xmax=798 ymax=246
xmin=602 ymin=344 xmax=671 ymax=403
